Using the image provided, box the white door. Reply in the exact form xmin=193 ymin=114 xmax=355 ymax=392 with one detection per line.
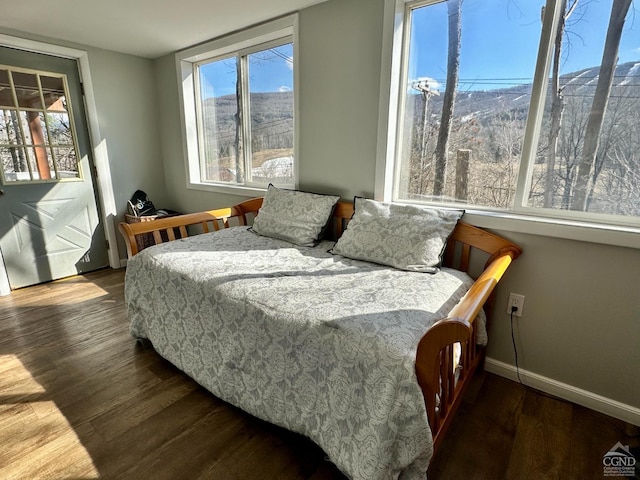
xmin=0 ymin=47 xmax=108 ymax=289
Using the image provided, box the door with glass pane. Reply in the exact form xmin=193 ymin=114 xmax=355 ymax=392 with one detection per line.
xmin=0 ymin=47 xmax=108 ymax=289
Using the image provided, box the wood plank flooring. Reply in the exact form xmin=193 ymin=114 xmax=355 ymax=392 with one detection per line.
xmin=1 ymin=268 xmax=637 ymax=479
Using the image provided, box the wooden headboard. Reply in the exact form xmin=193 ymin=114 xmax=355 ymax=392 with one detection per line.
xmin=119 ymin=196 xmax=520 ymax=272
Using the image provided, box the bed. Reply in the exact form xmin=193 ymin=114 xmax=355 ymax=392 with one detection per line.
xmin=119 ymin=192 xmax=521 ymax=480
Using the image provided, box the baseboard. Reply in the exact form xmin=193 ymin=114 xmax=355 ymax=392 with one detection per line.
xmin=120 ymin=258 xmax=128 ymax=268
xmin=484 ymin=357 xmax=640 ymax=427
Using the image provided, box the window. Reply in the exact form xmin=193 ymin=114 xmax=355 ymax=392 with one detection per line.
xmin=177 ymin=16 xmax=297 ymax=193
xmin=0 ymin=66 xmax=80 ymax=183
xmin=385 ymin=0 xmax=640 ymax=229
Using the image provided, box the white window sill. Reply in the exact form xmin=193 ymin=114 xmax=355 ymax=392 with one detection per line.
xmin=463 ymin=210 xmax=640 ymax=250
xmin=189 ymin=181 xmax=639 ymax=249
xmin=187 ymin=182 xmax=269 ymax=198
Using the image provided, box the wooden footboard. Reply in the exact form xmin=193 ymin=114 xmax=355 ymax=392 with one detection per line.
xmin=119 ymin=197 xmax=521 ymax=460
xmin=417 ymin=224 xmax=521 ymax=452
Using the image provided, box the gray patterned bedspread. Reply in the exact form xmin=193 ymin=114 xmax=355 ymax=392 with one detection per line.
xmin=124 ymin=227 xmax=486 ymax=480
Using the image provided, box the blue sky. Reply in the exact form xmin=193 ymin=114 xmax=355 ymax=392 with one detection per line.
xmin=199 ymin=43 xmax=293 ymax=99
xmin=199 ymin=0 xmax=639 ymax=98
xmin=409 ymin=0 xmax=639 ymax=91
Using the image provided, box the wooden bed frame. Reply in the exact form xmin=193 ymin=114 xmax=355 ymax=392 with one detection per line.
xmin=119 ymin=197 xmax=521 ymax=458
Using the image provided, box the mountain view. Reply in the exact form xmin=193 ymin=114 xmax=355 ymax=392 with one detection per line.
xmin=400 ymin=60 xmax=640 ymax=216
xmin=420 ymin=61 xmax=640 ymax=121
xmin=204 ymin=91 xmax=294 ymax=137
xmin=204 ymin=60 xmax=639 ymax=161
xmin=199 ymin=59 xmax=639 ymax=217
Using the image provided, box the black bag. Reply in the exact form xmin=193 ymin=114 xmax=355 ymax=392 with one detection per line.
xmin=127 ymin=190 xmax=156 ymax=217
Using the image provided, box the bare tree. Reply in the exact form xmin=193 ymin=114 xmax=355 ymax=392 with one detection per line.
xmin=557 ymin=92 xmax=589 ymax=209
xmin=433 ymin=0 xmax=462 ymax=197
xmin=7 ymin=111 xmax=25 ymax=173
xmin=585 ymin=81 xmax=640 ymax=214
xmin=571 ymin=0 xmax=632 ymax=210
xmin=544 ymin=0 xmax=579 ymax=208
xmin=477 ymin=106 xmax=525 ymax=208
xmin=412 ymin=78 xmax=439 ymax=175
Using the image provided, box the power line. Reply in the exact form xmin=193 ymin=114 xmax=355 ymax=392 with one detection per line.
xmin=267 ymin=48 xmax=293 ymax=64
xmin=436 ymin=73 xmax=640 ymax=83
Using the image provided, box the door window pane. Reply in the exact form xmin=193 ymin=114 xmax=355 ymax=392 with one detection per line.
xmin=12 ymin=72 xmax=43 ymax=110
xmin=0 ymin=109 xmax=17 ymax=143
xmin=20 ymin=110 xmax=36 ymax=145
xmin=33 ymin=112 xmax=49 ymax=144
xmin=52 ymin=146 xmax=77 ymax=177
xmin=40 ymin=75 xmax=67 ymax=111
xmin=48 ymin=112 xmax=72 ymax=145
xmin=1 ymin=146 xmax=27 ymax=180
xmin=0 ymin=69 xmax=12 ymax=107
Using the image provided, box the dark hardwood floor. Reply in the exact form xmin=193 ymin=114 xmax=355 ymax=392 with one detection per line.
xmin=0 ymin=268 xmax=637 ymax=479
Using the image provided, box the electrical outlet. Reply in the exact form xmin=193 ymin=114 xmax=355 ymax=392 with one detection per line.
xmin=507 ymin=293 xmax=525 ymax=317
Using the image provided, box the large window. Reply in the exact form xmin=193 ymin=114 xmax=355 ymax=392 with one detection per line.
xmin=178 ymin=16 xmax=297 ymax=193
xmin=387 ymin=0 xmax=639 ymax=228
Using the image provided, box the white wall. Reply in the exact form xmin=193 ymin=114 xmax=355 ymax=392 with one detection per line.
xmin=489 ymin=231 xmax=640 ymax=411
xmin=153 ymin=0 xmax=639 ymax=420
xmin=85 ymin=48 xmax=167 ymax=258
xmin=297 ymin=0 xmax=384 ymax=198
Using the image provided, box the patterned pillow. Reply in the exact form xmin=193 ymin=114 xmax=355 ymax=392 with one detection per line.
xmin=251 ymin=185 xmax=340 ymax=247
xmin=331 ymin=198 xmax=463 ymax=273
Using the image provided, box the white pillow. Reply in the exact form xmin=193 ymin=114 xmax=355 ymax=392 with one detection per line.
xmin=251 ymin=185 xmax=340 ymax=247
xmin=331 ymin=198 xmax=463 ymax=273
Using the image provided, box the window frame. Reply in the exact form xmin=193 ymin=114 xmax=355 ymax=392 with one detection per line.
xmin=376 ymin=0 xmax=640 ymax=249
xmin=176 ymin=15 xmax=298 ymax=196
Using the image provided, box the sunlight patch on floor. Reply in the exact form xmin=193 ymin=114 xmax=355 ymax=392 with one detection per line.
xmin=0 ymin=355 xmax=99 ymax=479
xmin=0 ymin=354 xmax=46 ymax=395
xmin=4 ymin=280 xmax=111 ymax=307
